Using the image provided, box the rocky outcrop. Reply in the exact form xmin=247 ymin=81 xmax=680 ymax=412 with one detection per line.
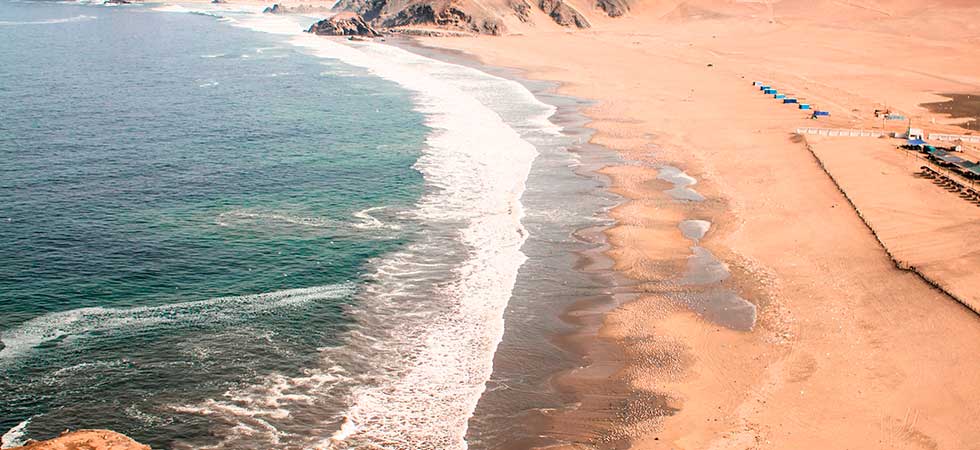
xmin=332 ymin=0 xmax=380 ymax=17
xmin=8 ymin=430 xmax=149 ymax=450
xmin=332 ymin=0 xmax=505 ymax=35
xmin=262 ymin=3 xmax=285 ymax=13
xmin=595 ymin=0 xmax=628 ymax=17
xmin=380 ymin=1 xmax=502 ymax=34
xmin=509 ymin=0 xmax=532 ymax=22
xmin=538 ymin=0 xmax=590 ymax=27
xmin=306 ymin=12 xmax=383 ymax=36
xmin=263 ymin=3 xmax=334 ymax=14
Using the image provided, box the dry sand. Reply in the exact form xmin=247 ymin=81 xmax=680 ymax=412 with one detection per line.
xmin=417 ymin=1 xmax=980 ymax=448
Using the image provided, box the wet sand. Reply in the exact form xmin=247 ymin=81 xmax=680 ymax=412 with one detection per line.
xmin=418 ymin=1 xmax=980 ymax=448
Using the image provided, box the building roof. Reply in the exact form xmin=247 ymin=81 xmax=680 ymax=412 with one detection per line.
xmin=932 ymin=150 xmax=968 ymax=165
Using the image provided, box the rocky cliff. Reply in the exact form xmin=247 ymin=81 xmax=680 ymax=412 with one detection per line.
xmin=329 ymin=0 xmax=630 ymax=34
xmin=332 ymin=0 xmax=505 ymax=34
xmin=7 ymin=430 xmax=149 ymax=450
xmin=307 ymin=12 xmax=383 ymax=36
xmin=595 ymin=0 xmax=629 ymax=17
xmin=263 ymin=3 xmax=334 ymax=14
xmin=538 ymin=0 xmax=590 ymax=27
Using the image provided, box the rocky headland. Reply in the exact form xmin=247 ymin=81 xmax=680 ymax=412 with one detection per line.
xmin=262 ymin=3 xmax=334 ymax=15
xmin=7 ymin=430 xmax=149 ymax=450
xmin=306 ymin=11 xmax=383 ymax=36
xmin=328 ymin=0 xmax=631 ymax=35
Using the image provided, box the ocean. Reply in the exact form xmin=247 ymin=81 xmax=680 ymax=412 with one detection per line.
xmin=0 ymin=2 xmax=619 ymax=449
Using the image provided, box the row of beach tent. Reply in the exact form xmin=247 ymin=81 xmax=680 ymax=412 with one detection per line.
xmin=752 ymin=81 xmax=831 ymax=118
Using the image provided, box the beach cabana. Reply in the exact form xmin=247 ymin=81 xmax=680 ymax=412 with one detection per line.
xmin=774 ymin=94 xmax=786 ymax=99
xmin=784 ymin=98 xmax=798 ymax=104
xmin=951 ymin=160 xmax=980 ymax=179
xmin=813 ymin=111 xmax=830 ymax=117
xmin=799 ymin=103 xmax=811 ymax=110
xmin=764 ymin=89 xmax=777 ymax=95
xmin=969 ymin=166 xmax=980 ymax=180
xmin=930 ymin=150 xmax=968 ymax=167
xmin=760 ymin=85 xmax=771 ymax=91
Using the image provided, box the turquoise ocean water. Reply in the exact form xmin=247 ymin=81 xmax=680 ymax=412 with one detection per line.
xmin=0 ymin=2 xmax=620 ymax=449
xmin=0 ymin=2 xmax=425 ymax=447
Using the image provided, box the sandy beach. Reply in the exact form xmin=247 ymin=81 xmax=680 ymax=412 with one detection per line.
xmin=415 ymin=1 xmax=980 ymax=448
xmin=7 ymin=0 xmax=980 ymax=448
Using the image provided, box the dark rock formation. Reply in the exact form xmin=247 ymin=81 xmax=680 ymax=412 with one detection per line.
xmin=332 ymin=0 xmax=504 ymax=35
xmin=332 ymin=0 xmax=381 ymax=17
xmin=306 ymin=12 xmax=383 ymax=36
xmin=509 ymin=0 xmax=532 ymax=22
xmin=538 ymin=0 xmax=589 ymax=27
xmin=595 ymin=0 xmax=628 ymax=17
xmin=263 ymin=3 xmax=334 ymax=14
xmin=380 ymin=1 xmax=502 ymax=34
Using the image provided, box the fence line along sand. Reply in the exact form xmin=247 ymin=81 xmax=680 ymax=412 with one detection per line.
xmin=798 ymin=134 xmax=980 ymax=316
xmin=930 ymin=133 xmax=980 ymax=143
xmin=796 ymin=127 xmax=886 ymax=138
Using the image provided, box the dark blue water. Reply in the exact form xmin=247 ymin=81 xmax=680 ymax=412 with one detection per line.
xmin=0 ymin=2 xmax=426 ymax=447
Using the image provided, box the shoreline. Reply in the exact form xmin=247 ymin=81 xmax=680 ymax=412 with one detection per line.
xmin=414 ymin=12 xmax=980 ymax=448
xmin=9 ymin=1 xmax=980 ymax=448
xmin=392 ymin=37 xmax=640 ymax=449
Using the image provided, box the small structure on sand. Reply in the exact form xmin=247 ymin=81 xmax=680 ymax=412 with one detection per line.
xmin=907 ymin=127 xmax=925 ymax=141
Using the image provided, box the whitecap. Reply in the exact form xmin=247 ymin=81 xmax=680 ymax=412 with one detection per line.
xmin=0 ymin=15 xmax=96 ymax=26
xmin=1 ymin=418 xmax=30 ymax=449
xmin=0 ymin=283 xmax=355 ymax=361
xmin=350 ymin=207 xmax=400 ymax=231
xmin=216 ymin=210 xmax=338 ymax=229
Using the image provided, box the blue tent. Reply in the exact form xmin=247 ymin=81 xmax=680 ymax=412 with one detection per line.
xmin=907 ymin=138 xmax=927 ymax=146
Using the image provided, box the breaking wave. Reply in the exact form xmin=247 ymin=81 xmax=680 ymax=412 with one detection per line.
xmin=145 ymin=7 xmax=559 ymax=450
xmin=0 ymin=283 xmax=355 ymax=361
xmin=0 ymin=14 xmax=95 ymax=25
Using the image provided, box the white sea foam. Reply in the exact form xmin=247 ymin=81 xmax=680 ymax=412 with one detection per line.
xmin=216 ymin=209 xmax=338 ymax=229
xmin=1 ymin=419 xmax=30 ymax=449
xmin=0 ymin=14 xmax=95 ymax=26
xmin=0 ymin=283 xmax=354 ymax=361
xmin=351 ymin=207 xmax=399 ymax=230
xmin=140 ymin=5 xmax=558 ymax=449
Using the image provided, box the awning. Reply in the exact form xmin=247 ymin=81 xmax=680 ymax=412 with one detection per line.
xmin=907 ymin=138 xmax=927 ymax=146
xmin=932 ymin=150 xmax=967 ymax=164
